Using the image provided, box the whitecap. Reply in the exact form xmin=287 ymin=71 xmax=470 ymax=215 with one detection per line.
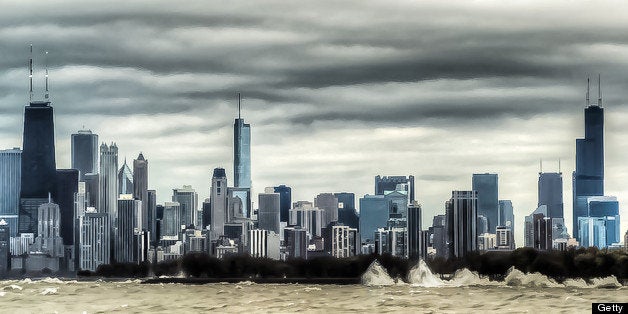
xmin=406 ymin=259 xmax=444 ymax=287
xmin=41 ymin=287 xmax=59 ymax=295
xmin=504 ymin=267 xmax=561 ymax=288
xmin=361 ymin=260 xmax=395 ymax=286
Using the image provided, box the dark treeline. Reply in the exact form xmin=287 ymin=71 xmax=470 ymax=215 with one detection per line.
xmin=82 ymin=248 xmax=628 ymax=282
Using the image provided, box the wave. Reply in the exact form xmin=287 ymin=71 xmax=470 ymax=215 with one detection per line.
xmin=40 ymin=287 xmax=58 ymax=295
xmin=361 ymin=261 xmax=395 ymax=286
xmin=504 ymin=267 xmax=562 ymax=287
xmin=407 ymin=259 xmax=444 ymax=287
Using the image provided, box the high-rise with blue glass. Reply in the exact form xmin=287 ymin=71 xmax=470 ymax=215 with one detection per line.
xmin=234 ymin=94 xmax=251 ymax=189
xmin=573 ymin=78 xmax=605 ymax=240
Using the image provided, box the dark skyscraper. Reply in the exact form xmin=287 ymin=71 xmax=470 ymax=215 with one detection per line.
xmin=538 ymin=172 xmax=563 ymax=218
xmin=472 ymin=173 xmax=498 ymax=233
xmin=234 ymin=94 xmax=251 ymax=189
xmin=334 ymin=192 xmax=359 ymax=229
xmin=446 ymin=191 xmax=478 ymax=258
xmin=573 ymin=78 xmax=605 ymax=239
xmin=274 ymin=185 xmax=292 ymax=223
xmin=374 ymin=175 xmax=415 ymax=202
xmin=19 ymin=101 xmax=57 ymax=234
xmin=71 ymin=129 xmax=98 ymax=181
xmin=21 ymin=101 xmax=56 ymax=199
xmin=407 ymin=202 xmax=422 ymax=260
xmin=55 ymin=169 xmax=78 ymax=246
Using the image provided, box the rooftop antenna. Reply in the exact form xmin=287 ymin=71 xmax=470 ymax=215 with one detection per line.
xmin=29 ymin=44 xmax=33 ymax=102
xmin=237 ymin=92 xmax=241 ymax=119
xmin=539 ymin=158 xmax=543 ymax=173
xmin=586 ymin=77 xmax=590 ymax=107
xmin=45 ymin=51 xmax=49 ymax=100
xmin=597 ymin=74 xmax=602 ymax=107
xmin=558 ymin=158 xmax=561 ymax=173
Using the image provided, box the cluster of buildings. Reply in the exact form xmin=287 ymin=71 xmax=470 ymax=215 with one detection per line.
xmin=0 ymin=54 xmax=626 ymax=277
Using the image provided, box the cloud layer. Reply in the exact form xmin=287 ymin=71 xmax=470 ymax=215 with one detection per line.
xmin=1 ymin=0 xmax=628 ymax=245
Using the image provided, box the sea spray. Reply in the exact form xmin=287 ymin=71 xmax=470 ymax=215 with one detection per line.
xmin=361 ymin=260 xmax=395 ymax=286
xmin=406 ymin=259 xmax=444 ymax=287
xmin=504 ymin=266 xmax=561 ymax=288
xmin=450 ymin=268 xmax=497 ymax=286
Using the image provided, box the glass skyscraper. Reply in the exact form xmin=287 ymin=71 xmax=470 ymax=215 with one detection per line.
xmin=572 ymin=90 xmax=604 ymax=240
xmin=538 ymin=172 xmax=563 ymax=218
xmin=0 ymin=148 xmax=21 ymax=236
xmin=274 ymin=185 xmax=292 ymax=223
xmin=234 ymin=102 xmax=251 ymax=189
xmin=472 ymin=173 xmax=498 ymax=233
xmin=71 ymin=129 xmax=98 ymax=181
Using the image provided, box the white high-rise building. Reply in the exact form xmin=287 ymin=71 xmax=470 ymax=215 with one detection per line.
xmin=248 ymin=229 xmax=280 ymax=260
xmin=331 ymin=225 xmax=358 ymax=258
xmin=79 ymin=208 xmax=110 ymax=271
xmin=289 ymin=201 xmax=324 ymax=238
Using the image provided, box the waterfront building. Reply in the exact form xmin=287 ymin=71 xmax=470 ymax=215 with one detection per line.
xmin=289 ymin=201 xmax=324 ymax=238
xmin=374 ymin=227 xmax=406 ymax=257
xmin=472 ymin=174 xmax=498 ymax=233
xmin=284 ymin=227 xmax=308 ymax=259
xmin=274 ymin=185 xmax=292 ymax=223
xmin=538 ymin=172 xmax=563 ymax=218
xmin=99 ymin=143 xmax=118 ymax=217
xmin=133 ymin=153 xmax=149 ymax=230
xmin=331 ymin=225 xmax=358 ymax=258
xmin=573 ymin=79 xmax=605 ymax=240
xmin=359 ymin=195 xmax=389 ymax=245
xmin=498 ymin=200 xmax=515 ymax=238
xmin=0 ymin=148 xmax=21 ymax=236
xmin=258 ymin=192 xmax=280 ymax=234
xmin=71 ymin=129 xmax=98 ymax=181
xmin=524 ymin=205 xmax=552 ymax=250
xmin=210 ymin=168 xmax=228 ymax=240
xmin=446 ymin=191 xmax=478 ymax=258
xmin=577 ymin=196 xmax=620 ymax=248
xmin=55 ymin=169 xmax=78 ymax=247
xmin=78 ymin=208 xmax=110 ymax=271
xmin=314 ymin=193 xmax=339 ymax=227
xmin=334 ymin=192 xmax=359 ymax=229
xmin=234 ymin=94 xmax=251 ymax=190
xmin=173 ymin=185 xmax=198 ymax=229
xmin=31 ymin=200 xmax=64 ymax=258
xmin=248 ymin=229 xmax=280 ymax=259
xmin=147 ymin=190 xmax=157 ymax=244
xmin=407 ymin=202 xmax=423 ymax=259
xmin=161 ymin=202 xmax=182 ymax=238
xmin=478 ymin=233 xmax=496 ymax=251
xmin=0 ymin=220 xmax=9 ymax=275
xmin=115 ymin=195 xmax=142 ymax=263
xmin=495 ymin=226 xmax=514 ymax=250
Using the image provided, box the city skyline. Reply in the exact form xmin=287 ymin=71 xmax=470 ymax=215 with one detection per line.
xmin=1 ymin=1 xmax=628 ymax=247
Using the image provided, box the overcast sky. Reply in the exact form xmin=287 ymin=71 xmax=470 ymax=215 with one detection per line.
xmin=1 ymin=0 xmax=628 ymax=245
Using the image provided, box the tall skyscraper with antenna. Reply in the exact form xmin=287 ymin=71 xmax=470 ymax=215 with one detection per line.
xmin=19 ymin=45 xmax=57 ymax=234
xmin=234 ymin=93 xmax=251 ymax=189
xmin=572 ymin=76 xmax=605 ymax=240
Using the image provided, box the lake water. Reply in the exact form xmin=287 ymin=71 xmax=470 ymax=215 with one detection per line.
xmin=0 ymin=261 xmax=625 ymax=313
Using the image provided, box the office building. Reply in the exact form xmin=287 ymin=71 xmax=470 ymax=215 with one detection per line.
xmin=524 ymin=205 xmax=552 ymax=250
xmin=162 ymin=202 xmax=182 ymax=238
xmin=374 ymin=227 xmax=406 ymax=257
xmin=284 ymin=227 xmax=308 ymax=259
xmin=314 ymin=193 xmax=339 ymax=227
xmin=99 ymin=143 xmax=118 ymax=217
xmin=289 ymin=201 xmax=324 ymax=238
xmin=573 ymin=80 xmax=605 ymax=239
xmin=495 ymin=226 xmax=514 ymax=250
xmin=227 ymin=187 xmax=250 ymax=220
xmin=407 ymin=202 xmax=422 ymax=259
xmin=31 ymin=200 xmax=64 ymax=258
xmin=147 ymin=190 xmax=157 ymax=244
xmin=0 ymin=220 xmax=9 ymax=275
xmin=133 ymin=153 xmax=148 ymax=230
xmin=84 ymin=173 xmax=99 ymax=208
xmin=248 ymin=229 xmax=280 ymax=259
xmin=79 ymin=209 xmax=110 ymax=271
xmin=55 ymin=169 xmax=78 ymax=246
xmin=578 ymin=196 xmax=620 ymax=248
xmin=210 ymin=168 xmax=228 ymax=239
xmin=0 ymin=148 xmax=21 ymax=236
xmin=117 ymin=160 xmax=133 ymax=195
xmin=274 ymin=185 xmax=292 ymax=223
xmin=447 ymin=191 xmax=478 ymax=258
xmin=331 ymin=225 xmax=358 ymax=258
xmin=472 ymin=174 xmax=498 ymax=233
xmin=538 ymin=172 xmax=563 ymax=218
xmin=334 ymin=192 xmax=359 ymax=229
xmin=173 ymin=185 xmax=198 ymax=229
xmin=375 ymin=175 xmax=415 ymax=202
xmin=71 ymin=129 xmax=98 ymax=181
xmin=115 ymin=196 xmax=141 ymax=263
xmin=258 ymin=192 xmax=280 ymax=234
xmin=359 ymin=195 xmax=389 ymax=244
xmin=385 ymin=188 xmax=408 ymax=217
xmin=478 ymin=233 xmax=496 ymax=251
xmin=234 ymin=95 xmax=251 ymax=189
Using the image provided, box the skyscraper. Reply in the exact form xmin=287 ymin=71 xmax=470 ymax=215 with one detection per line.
xmin=162 ymin=201 xmax=182 ymax=238
xmin=314 ymin=193 xmax=339 ymax=227
xmin=71 ymin=129 xmax=98 ymax=181
xmin=147 ymin=190 xmax=157 ymax=244
xmin=274 ymin=185 xmax=292 ymax=223
xmin=447 ymin=191 xmax=478 ymax=258
xmin=472 ymin=173 xmax=498 ymax=233
xmin=99 ymin=143 xmax=118 ymax=217
xmin=407 ymin=202 xmax=422 ymax=260
xmin=55 ymin=169 xmax=78 ymax=246
xmin=0 ymin=220 xmax=9 ymax=275
xmin=573 ymin=79 xmax=605 ymax=239
xmin=133 ymin=153 xmax=148 ymax=231
xmin=538 ymin=172 xmax=563 ymax=218
xmin=115 ymin=195 xmax=141 ymax=263
xmin=20 ymin=101 xmax=57 ymax=234
xmin=173 ymin=185 xmax=198 ymax=229
xmin=498 ymin=199 xmax=515 ymax=236
xmin=335 ymin=192 xmax=359 ymax=229
xmin=210 ymin=168 xmax=228 ymax=239
xmin=358 ymin=195 xmax=389 ymax=245
xmin=78 ymin=208 xmax=110 ymax=271
xmin=234 ymin=94 xmax=251 ymax=189
xmin=258 ymin=192 xmax=280 ymax=234
xmin=117 ymin=159 xmax=133 ymax=195
xmin=0 ymin=148 xmax=21 ymax=236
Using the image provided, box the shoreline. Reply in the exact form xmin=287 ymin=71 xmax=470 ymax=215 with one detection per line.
xmin=141 ymin=277 xmax=362 ymax=285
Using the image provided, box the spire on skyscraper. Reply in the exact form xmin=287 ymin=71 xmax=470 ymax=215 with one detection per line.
xmin=586 ymin=77 xmax=590 ymax=106
xmin=29 ymin=44 xmax=33 ymax=102
xmin=45 ymin=51 xmax=49 ymax=100
xmin=598 ymin=74 xmax=602 ymax=107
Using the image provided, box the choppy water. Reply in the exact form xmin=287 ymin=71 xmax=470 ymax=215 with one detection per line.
xmin=0 ymin=263 xmax=625 ymax=313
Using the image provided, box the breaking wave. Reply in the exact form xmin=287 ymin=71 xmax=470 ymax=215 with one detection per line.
xmin=361 ymin=260 xmax=395 ymax=286
xmin=407 ymin=259 xmax=444 ymax=287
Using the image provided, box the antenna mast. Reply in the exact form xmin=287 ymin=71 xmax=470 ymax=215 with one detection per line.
xmin=45 ymin=51 xmax=49 ymax=100
xmin=539 ymin=158 xmax=543 ymax=173
xmin=29 ymin=44 xmax=33 ymax=102
xmin=237 ymin=92 xmax=241 ymax=119
xmin=597 ymin=74 xmax=602 ymax=107
xmin=558 ymin=158 xmax=561 ymax=173
xmin=586 ymin=77 xmax=590 ymax=107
